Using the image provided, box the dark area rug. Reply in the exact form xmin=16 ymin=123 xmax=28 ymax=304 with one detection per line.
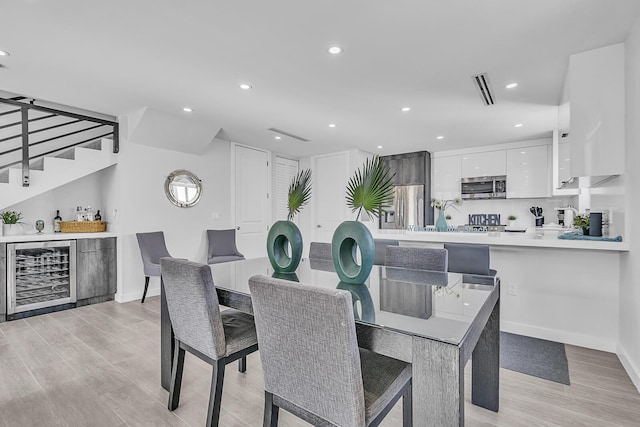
xmin=500 ymin=332 xmax=571 ymax=385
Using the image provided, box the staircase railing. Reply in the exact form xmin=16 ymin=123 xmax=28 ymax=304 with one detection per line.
xmin=0 ymin=97 xmax=118 ymax=187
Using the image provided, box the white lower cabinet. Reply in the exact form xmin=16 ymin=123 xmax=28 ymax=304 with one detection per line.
xmin=506 ymin=145 xmax=550 ymax=198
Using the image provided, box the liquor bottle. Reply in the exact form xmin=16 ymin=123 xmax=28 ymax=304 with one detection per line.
xmin=94 ymin=210 xmax=102 ymax=222
xmin=54 ymin=210 xmax=62 ymax=233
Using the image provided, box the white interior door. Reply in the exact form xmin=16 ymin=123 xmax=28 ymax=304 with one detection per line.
xmin=234 ymin=145 xmax=270 ymax=259
xmin=313 ymin=152 xmax=350 ymax=242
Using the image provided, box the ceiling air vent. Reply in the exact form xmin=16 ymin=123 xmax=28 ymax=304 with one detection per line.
xmin=472 ymin=73 xmax=496 ymax=106
xmin=268 ymin=128 xmax=310 ymax=142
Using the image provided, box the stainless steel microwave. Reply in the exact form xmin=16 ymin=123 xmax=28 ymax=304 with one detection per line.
xmin=461 ymin=175 xmax=507 ymax=200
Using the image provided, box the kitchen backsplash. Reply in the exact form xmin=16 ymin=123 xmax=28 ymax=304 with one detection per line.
xmin=441 ymin=197 xmax=578 ymax=229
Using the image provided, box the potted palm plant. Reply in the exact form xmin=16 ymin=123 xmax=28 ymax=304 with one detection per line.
xmin=331 ymin=156 xmax=394 ymax=284
xmin=1 ymin=210 xmax=24 ymax=236
xmin=266 ymin=169 xmax=312 ymax=272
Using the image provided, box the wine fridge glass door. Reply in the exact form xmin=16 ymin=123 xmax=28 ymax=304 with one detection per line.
xmin=7 ymin=240 xmax=77 ymax=316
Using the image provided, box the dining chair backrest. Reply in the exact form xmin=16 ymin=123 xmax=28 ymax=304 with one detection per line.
xmin=373 ymin=239 xmax=399 ymax=265
xmin=385 ymin=246 xmax=448 ymax=272
xmin=309 ymin=241 xmax=332 ymax=260
xmin=249 ymin=275 xmax=366 ymax=427
xmin=207 ymin=229 xmax=245 ymax=260
xmin=160 ymin=258 xmax=226 ymax=360
xmin=136 ymin=231 xmax=171 ymax=276
xmin=444 ymin=243 xmax=494 ymax=276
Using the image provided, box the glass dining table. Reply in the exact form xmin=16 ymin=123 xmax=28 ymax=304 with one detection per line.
xmin=160 ymin=257 xmax=500 ymax=426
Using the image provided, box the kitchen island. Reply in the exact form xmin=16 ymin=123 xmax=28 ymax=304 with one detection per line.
xmin=372 ymin=229 xmax=626 ymax=353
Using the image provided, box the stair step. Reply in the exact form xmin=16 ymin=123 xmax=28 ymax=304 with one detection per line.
xmin=0 ymin=138 xmax=117 ymax=210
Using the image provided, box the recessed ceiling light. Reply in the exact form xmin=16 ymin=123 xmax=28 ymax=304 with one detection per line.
xmin=183 ymin=107 xmax=193 ymax=112
xmin=239 ymin=83 xmax=252 ymax=90
xmin=0 ymin=50 xmax=9 ymax=57
xmin=377 ymin=145 xmax=383 ymax=149
xmin=275 ymin=136 xmax=282 ymax=140
xmin=328 ymin=123 xmax=336 ymax=128
xmin=506 ymin=82 xmax=518 ymax=89
xmin=401 ymin=107 xmax=411 ymax=112
xmin=514 ymin=123 xmax=523 ymax=128
xmin=520 ymin=151 xmax=526 ymax=154
xmin=436 ymin=136 xmax=444 ymax=140
xmin=328 ymin=46 xmax=342 ymax=54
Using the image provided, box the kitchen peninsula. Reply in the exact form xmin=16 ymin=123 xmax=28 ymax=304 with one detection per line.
xmin=372 ymin=229 xmax=626 ymax=353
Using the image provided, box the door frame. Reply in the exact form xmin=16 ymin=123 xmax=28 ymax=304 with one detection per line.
xmin=231 ymin=142 xmax=272 ymax=246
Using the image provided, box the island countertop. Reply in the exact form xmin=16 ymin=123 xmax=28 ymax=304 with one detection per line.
xmin=371 ymin=229 xmax=629 ymax=251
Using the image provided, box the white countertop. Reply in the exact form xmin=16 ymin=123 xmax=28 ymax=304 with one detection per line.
xmin=372 ymin=229 xmax=629 ymax=251
xmin=0 ymin=232 xmax=117 ymax=243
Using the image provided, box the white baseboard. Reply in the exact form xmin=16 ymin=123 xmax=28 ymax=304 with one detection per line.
xmin=617 ymin=344 xmax=640 ymax=393
xmin=501 ymin=320 xmax=617 ymax=353
xmin=115 ymin=284 xmax=160 ymax=303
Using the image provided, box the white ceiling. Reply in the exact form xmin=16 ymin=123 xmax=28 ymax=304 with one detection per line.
xmin=1 ymin=0 xmax=639 ymax=158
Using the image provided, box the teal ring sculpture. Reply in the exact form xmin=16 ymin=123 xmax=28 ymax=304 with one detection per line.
xmin=266 ymin=221 xmax=303 ymax=273
xmin=331 ymin=221 xmax=375 ymax=284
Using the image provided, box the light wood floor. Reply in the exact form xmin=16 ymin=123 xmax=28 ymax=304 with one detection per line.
xmin=0 ymin=297 xmax=639 ymax=427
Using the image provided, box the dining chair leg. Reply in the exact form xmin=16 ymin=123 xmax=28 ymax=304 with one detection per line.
xmin=168 ymin=340 xmax=186 ymax=411
xmin=263 ymin=391 xmax=279 ymax=427
xmin=402 ymin=381 xmax=413 ymax=427
xmin=141 ymin=276 xmax=150 ymax=303
xmin=238 ymin=356 xmax=247 ymax=373
xmin=206 ymin=359 xmax=226 ymax=427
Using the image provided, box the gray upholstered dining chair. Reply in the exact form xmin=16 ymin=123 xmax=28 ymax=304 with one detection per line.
xmin=308 ymin=241 xmax=332 ymax=260
xmin=249 ymin=275 xmax=413 ymax=427
xmin=444 ymin=243 xmax=497 ymax=276
xmin=385 ymin=245 xmax=448 ymax=272
xmin=373 ymin=239 xmax=399 ymax=265
xmin=206 ymin=229 xmax=245 ymax=264
xmin=160 ymin=258 xmax=258 ymax=427
xmin=136 ymin=231 xmax=172 ymax=303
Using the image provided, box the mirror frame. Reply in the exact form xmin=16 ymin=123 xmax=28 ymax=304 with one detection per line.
xmin=164 ymin=169 xmax=202 ymax=208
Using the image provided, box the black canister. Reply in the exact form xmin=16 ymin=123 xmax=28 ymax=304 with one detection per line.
xmin=589 ymin=212 xmax=603 ymax=237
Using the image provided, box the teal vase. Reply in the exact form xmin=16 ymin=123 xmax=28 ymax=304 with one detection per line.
xmin=436 ymin=209 xmax=448 ymax=232
xmin=331 ymin=221 xmax=374 ymax=284
xmin=266 ymin=221 xmax=303 ymax=273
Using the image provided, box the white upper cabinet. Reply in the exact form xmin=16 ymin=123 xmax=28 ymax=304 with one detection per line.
xmin=461 ymin=150 xmax=506 ymax=178
xmin=506 ymin=145 xmax=550 ymax=198
xmin=432 ymin=155 xmax=462 ymax=199
xmin=569 ymin=43 xmax=625 ymax=177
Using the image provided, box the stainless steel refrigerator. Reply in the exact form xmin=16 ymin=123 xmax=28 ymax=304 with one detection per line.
xmin=380 ymin=184 xmax=425 ymax=230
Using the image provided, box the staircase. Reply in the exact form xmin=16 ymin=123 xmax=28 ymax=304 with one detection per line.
xmin=0 ymin=96 xmax=118 ymax=210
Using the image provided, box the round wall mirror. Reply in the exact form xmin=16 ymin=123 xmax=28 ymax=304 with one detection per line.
xmin=165 ymin=169 xmax=202 ymax=208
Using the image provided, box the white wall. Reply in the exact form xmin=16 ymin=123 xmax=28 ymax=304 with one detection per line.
xmin=619 ymin=13 xmax=640 ymax=391
xmin=104 ymin=115 xmax=233 ymax=302
xmin=6 ymin=169 xmax=109 ymax=234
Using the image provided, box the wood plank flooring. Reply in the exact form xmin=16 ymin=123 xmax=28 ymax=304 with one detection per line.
xmin=0 ymin=297 xmax=638 ymax=426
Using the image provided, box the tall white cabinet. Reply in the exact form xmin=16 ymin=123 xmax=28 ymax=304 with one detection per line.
xmin=432 ymin=155 xmax=462 ymax=200
xmin=506 ymin=145 xmax=550 ymax=198
xmin=569 ymin=43 xmax=625 ymax=177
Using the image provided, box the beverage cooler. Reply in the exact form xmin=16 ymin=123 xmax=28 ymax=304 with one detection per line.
xmin=6 ymin=241 xmax=76 ymax=319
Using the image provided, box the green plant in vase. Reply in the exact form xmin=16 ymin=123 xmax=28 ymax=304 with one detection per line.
xmin=332 ymin=156 xmax=395 ymax=284
xmin=266 ymin=169 xmax=312 ymax=272
xmin=573 ymin=214 xmax=590 ymax=235
xmin=1 ymin=210 xmax=24 ymax=236
xmin=431 ymin=198 xmax=461 ymax=231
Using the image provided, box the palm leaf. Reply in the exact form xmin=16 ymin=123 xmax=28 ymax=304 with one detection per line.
xmin=287 ymin=169 xmax=312 ymax=221
xmin=346 ymin=156 xmax=395 ymax=220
